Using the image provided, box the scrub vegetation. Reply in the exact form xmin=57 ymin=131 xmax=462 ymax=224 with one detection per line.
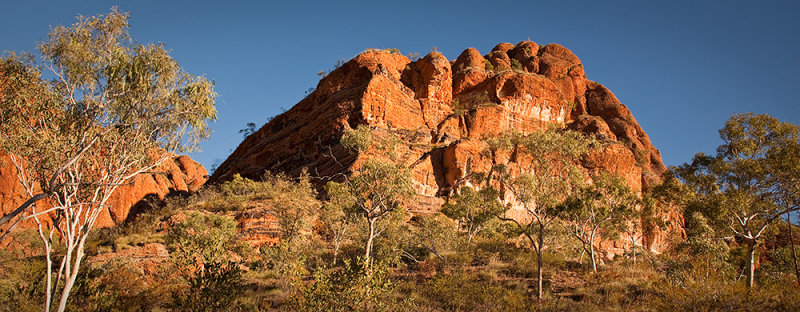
xmin=1 ymin=9 xmax=799 ymax=312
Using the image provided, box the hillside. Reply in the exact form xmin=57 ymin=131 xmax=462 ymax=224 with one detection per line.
xmin=210 ymin=42 xmax=679 ymax=254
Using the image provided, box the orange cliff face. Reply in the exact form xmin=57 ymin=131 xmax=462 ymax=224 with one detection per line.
xmin=0 ymin=151 xmax=209 ymax=233
xmin=209 ymin=42 xmax=682 ymax=254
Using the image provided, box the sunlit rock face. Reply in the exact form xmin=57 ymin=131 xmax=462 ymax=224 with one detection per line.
xmin=0 ymin=151 xmax=209 ymax=233
xmin=210 ymin=42 xmax=681 ymax=255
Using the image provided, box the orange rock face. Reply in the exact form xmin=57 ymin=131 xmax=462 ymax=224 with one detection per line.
xmin=0 ymin=151 xmax=209 ymax=230
xmin=210 ymin=43 xmax=682 ymax=254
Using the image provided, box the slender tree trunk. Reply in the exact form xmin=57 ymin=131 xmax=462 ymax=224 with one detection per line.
xmin=746 ymin=239 xmax=756 ymax=290
xmin=57 ymin=239 xmax=86 ymax=312
xmin=627 ymin=235 xmax=637 ymax=265
xmin=589 ymin=228 xmax=598 ymax=273
xmin=536 ymin=225 xmax=545 ymax=300
xmin=364 ymin=218 xmax=376 ymax=272
xmin=42 ymin=239 xmax=53 ymax=312
xmin=787 ymin=213 xmax=800 ymax=284
xmin=333 ymin=238 xmax=341 ymax=265
xmin=536 ymin=248 xmax=543 ymax=300
xmin=468 ymin=227 xmax=477 ymax=244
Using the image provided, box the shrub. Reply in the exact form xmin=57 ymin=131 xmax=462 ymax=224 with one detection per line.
xmin=172 ymin=260 xmax=245 ymax=311
xmin=449 ymin=99 xmax=467 ymax=117
xmin=167 ymin=212 xmax=246 ymax=311
xmin=511 ymin=59 xmax=523 ymax=71
xmin=290 ymin=260 xmax=411 ymax=311
xmin=483 ymin=59 xmax=494 ymax=71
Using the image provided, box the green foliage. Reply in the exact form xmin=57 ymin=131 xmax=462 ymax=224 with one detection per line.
xmin=441 ymin=186 xmax=504 ymax=243
xmin=487 ymin=126 xmax=596 ymax=298
xmin=633 ymin=147 xmax=650 ymax=165
xmin=502 ymin=128 xmax=595 ymax=212
xmin=167 ymin=212 xmax=245 ymax=311
xmin=341 ymin=125 xmax=374 ymax=153
xmin=206 ymin=173 xmax=320 ymax=243
xmin=167 ymin=212 xmax=238 ymax=263
xmin=672 ymin=113 xmax=800 ymax=288
xmin=449 ymin=99 xmax=468 ymax=117
xmin=483 ymin=59 xmax=494 ymax=71
xmin=334 ymin=126 xmax=416 ymax=271
xmin=290 ymin=260 xmax=410 ymax=312
xmin=0 ymin=9 xmax=217 ymax=311
xmin=172 ymin=260 xmax=244 ymax=312
xmin=560 ymin=173 xmax=637 ymax=271
xmin=510 ymin=58 xmax=523 ymax=71
xmin=264 ymin=172 xmax=318 ymax=244
xmin=407 ymin=213 xmax=463 ymax=261
xmin=219 ymin=173 xmax=267 ymax=197
xmin=333 ymin=160 xmax=414 ymax=222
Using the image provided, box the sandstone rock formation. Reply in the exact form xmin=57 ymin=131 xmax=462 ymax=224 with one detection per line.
xmin=210 ymin=43 xmax=681 ymax=254
xmin=0 ymin=151 xmax=209 ymax=231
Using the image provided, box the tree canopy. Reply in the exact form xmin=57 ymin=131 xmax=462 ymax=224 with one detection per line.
xmin=0 ymin=9 xmax=217 ymax=312
xmin=673 ymin=113 xmax=800 ymax=288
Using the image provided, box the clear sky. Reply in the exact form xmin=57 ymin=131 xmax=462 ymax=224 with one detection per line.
xmin=2 ymin=1 xmax=798 ymax=170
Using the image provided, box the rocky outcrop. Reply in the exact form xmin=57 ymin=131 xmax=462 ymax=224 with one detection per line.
xmin=0 ymin=151 xmax=209 ymax=230
xmin=210 ymin=42 xmax=681 ymax=254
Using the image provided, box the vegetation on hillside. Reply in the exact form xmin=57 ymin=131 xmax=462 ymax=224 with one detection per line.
xmin=0 ymin=9 xmax=798 ymax=312
xmin=2 ymin=113 xmax=798 ymax=311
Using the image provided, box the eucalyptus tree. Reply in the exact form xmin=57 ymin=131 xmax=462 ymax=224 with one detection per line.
xmin=674 ymin=113 xmax=800 ymax=289
xmin=441 ymin=185 xmax=504 ymax=243
xmin=0 ymin=9 xmax=216 ymax=311
xmin=325 ymin=125 xmax=414 ymax=272
xmin=561 ymin=173 xmax=637 ymax=272
xmin=492 ymin=127 xmax=595 ymax=299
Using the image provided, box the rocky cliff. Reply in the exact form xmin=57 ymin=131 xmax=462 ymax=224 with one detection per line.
xmin=0 ymin=151 xmax=209 ymax=231
xmin=210 ymin=42 xmax=680 ymax=253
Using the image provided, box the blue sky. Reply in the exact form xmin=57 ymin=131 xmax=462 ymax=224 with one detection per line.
xmin=2 ymin=1 xmax=799 ymax=170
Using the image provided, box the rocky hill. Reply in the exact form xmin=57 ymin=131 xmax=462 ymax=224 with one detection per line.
xmin=210 ymin=41 xmax=680 ymax=253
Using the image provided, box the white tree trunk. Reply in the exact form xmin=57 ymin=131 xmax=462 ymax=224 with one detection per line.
xmin=746 ymin=240 xmax=756 ymax=289
xmin=589 ymin=227 xmax=598 ymax=273
xmin=364 ymin=218 xmax=376 ymax=272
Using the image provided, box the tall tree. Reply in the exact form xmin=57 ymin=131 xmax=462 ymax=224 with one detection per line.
xmin=674 ymin=113 xmax=800 ymax=289
xmin=325 ymin=126 xmax=414 ymax=272
xmin=561 ymin=173 xmax=637 ymax=272
xmin=492 ymin=127 xmax=595 ymax=299
xmin=0 ymin=9 xmax=216 ymax=311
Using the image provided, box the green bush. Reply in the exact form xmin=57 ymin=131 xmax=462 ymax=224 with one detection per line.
xmin=483 ymin=59 xmax=494 ymax=71
xmin=511 ymin=59 xmax=523 ymax=71
xmin=290 ymin=260 xmax=411 ymax=312
xmin=167 ymin=212 xmax=247 ymax=311
xmin=172 ymin=260 xmax=245 ymax=312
